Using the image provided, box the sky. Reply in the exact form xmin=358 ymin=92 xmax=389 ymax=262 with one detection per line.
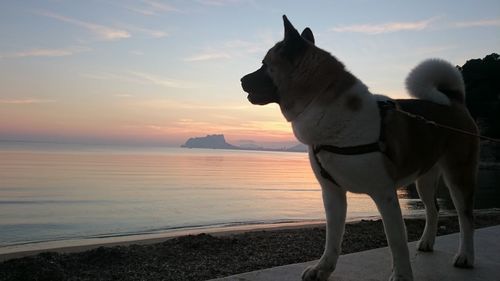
xmin=0 ymin=0 xmax=499 ymax=147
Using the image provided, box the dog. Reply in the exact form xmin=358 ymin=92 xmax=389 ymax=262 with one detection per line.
xmin=241 ymin=15 xmax=479 ymax=281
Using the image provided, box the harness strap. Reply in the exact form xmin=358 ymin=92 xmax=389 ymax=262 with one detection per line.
xmin=312 ymin=148 xmax=340 ymax=186
xmin=313 ymin=142 xmax=381 ymax=155
xmin=312 ymin=100 xmax=395 ymax=186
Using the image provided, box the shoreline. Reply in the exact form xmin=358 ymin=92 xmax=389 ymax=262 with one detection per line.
xmin=0 ymin=219 xmax=328 ymax=261
xmin=1 ymin=212 xmax=499 ymax=281
xmin=2 ymin=208 xmax=498 ymax=262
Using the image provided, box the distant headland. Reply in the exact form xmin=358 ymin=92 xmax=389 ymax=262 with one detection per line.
xmin=181 ymin=134 xmax=307 ymax=152
xmin=181 ymin=134 xmax=238 ymax=150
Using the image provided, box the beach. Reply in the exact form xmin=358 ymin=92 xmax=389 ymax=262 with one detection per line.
xmin=2 ymin=144 xmax=499 ymax=281
xmin=1 ymin=212 xmax=499 ymax=281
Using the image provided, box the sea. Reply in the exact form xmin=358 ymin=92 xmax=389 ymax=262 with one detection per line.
xmin=0 ymin=141 xmax=428 ymax=250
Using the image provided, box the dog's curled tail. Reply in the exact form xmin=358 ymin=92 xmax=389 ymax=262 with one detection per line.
xmin=405 ymin=59 xmax=465 ymax=105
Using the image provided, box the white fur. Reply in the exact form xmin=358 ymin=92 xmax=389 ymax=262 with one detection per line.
xmin=303 ymin=151 xmax=347 ymax=281
xmin=405 ymin=59 xmax=465 ymax=105
xmin=291 ymin=80 xmax=381 ymax=147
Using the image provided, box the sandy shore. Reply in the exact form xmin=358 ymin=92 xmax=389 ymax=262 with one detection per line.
xmin=0 ymin=219 xmax=328 ymax=262
xmin=1 ymin=211 xmax=499 ymax=281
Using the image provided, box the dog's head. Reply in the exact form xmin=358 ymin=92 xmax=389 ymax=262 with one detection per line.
xmin=240 ymin=15 xmax=316 ymax=106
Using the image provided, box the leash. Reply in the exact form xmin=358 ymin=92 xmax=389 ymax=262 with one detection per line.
xmin=393 ymin=108 xmax=500 ymax=143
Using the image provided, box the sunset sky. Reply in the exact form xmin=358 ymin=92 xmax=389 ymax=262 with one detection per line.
xmin=1 ymin=0 xmax=499 ymax=147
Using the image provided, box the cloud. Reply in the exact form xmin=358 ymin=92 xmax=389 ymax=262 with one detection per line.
xmin=36 ymin=10 xmax=130 ymax=41
xmin=37 ymin=10 xmax=167 ymax=40
xmin=197 ymin=0 xmax=244 ymax=6
xmin=0 ymin=46 xmax=90 ymax=59
xmin=131 ymin=99 xmax=253 ymax=111
xmin=0 ymin=98 xmax=56 ymax=104
xmin=165 ymin=118 xmax=293 ymax=140
xmin=128 ymin=71 xmax=197 ymax=88
xmin=184 ymin=52 xmax=232 ymax=62
xmin=82 ymin=71 xmax=197 ymax=89
xmin=126 ymin=0 xmax=178 ymax=15
xmin=129 ymin=50 xmax=145 ymax=56
xmin=184 ymin=36 xmax=274 ymax=62
xmin=133 ymin=27 xmax=168 ymax=38
xmin=114 ymin=94 xmax=133 ymax=98
xmin=118 ymin=23 xmax=168 ymax=38
xmin=330 ymin=17 xmax=500 ymax=35
xmin=223 ymin=39 xmax=269 ymax=54
xmin=454 ymin=18 xmax=500 ymax=28
xmin=332 ymin=17 xmax=437 ymax=34
xmin=80 ymin=72 xmax=129 ymax=81
xmin=144 ymin=0 xmax=178 ymax=12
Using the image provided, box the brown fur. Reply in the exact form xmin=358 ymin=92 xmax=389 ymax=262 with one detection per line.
xmin=382 ymin=99 xmax=480 ymax=184
xmin=263 ymin=45 xmax=357 ymax=120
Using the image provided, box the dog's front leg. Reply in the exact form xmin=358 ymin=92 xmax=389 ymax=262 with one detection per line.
xmin=371 ymin=190 xmax=413 ymax=281
xmin=302 ymin=152 xmax=347 ymax=281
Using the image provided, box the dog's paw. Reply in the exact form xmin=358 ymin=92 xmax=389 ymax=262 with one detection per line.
xmin=453 ymin=253 xmax=474 ymax=268
xmin=301 ymin=265 xmax=332 ymax=281
xmin=416 ymin=239 xmax=434 ymax=252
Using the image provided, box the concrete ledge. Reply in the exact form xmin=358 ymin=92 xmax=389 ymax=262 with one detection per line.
xmin=210 ymin=225 xmax=500 ymax=281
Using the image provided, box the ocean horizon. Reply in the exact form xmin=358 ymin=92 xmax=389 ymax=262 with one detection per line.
xmin=1 ymin=141 xmax=427 ymax=249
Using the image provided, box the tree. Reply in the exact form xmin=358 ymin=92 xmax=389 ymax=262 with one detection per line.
xmin=461 ymin=53 xmax=500 ymax=161
xmin=462 ymin=53 xmax=500 ymax=137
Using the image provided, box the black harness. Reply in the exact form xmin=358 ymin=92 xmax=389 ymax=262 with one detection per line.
xmin=312 ymin=100 xmax=396 ymax=186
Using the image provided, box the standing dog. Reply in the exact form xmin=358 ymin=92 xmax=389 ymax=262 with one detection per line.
xmin=241 ymin=16 xmax=479 ymax=281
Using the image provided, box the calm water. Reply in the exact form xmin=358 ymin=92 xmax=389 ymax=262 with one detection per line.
xmin=0 ymin=142 xmax=423 ymax=247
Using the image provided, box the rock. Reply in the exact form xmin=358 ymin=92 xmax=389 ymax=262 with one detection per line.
xmin=181 ymin=134 xmax=239 ymax=149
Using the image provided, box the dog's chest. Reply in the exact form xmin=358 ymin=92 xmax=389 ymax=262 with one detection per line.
xmin=291 ymin=97 xmax=381 ymax=147
xmin=291 ymin=106 xmax=338 ymax=145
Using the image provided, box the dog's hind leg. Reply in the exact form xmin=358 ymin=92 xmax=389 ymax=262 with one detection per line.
xmin=440 ymin=160 xmax=477 ymax=268
xmin=302 ymin=151 xmax=347 ymax=281
xmin=372 ymin=189 xmax=413 ymax=281
xmin=415 ymin=165 xmax=441 ymax=252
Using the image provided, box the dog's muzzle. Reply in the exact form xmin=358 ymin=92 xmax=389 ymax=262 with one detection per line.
xmin=241 ymin=65 xmax=279 ymax=105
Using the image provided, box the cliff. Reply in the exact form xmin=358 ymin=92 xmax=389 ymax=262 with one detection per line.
xmin=181 ymin=134 xmax=239 ymax=149
xmin=181 ymin=134 xmax=307 ymax=152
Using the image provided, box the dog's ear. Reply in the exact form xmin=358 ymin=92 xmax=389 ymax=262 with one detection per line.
xmin=282 ymin=15 xmax=308 ymax=60
xmin=301 ymin=28 xmax=314 ymax=44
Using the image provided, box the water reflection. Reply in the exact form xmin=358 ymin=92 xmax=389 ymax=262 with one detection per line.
xmin=399 ymin=165 xmax=500 ymax=211
xmin=1 ymin=142 xmax=498 ymax=246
